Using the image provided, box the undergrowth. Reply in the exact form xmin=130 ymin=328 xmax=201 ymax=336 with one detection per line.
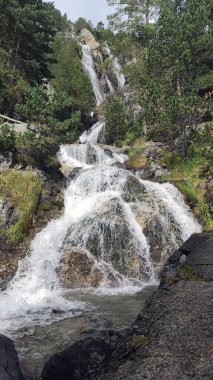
xmin=0 ymin=170 xmax=43 ymax=245
xmin=161 ymin=154 xmax=212 ymax=230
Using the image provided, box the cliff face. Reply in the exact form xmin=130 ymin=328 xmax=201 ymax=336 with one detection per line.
xmin=41 ymin=231 xmax=213 ymax=380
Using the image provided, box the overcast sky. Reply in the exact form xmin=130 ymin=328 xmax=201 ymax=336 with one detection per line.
xmin=52 ymin=0 xmax=111 ymax=26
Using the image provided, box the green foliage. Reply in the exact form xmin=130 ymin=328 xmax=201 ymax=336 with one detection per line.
xmin=178 ymin=182 xmax=198 ymax=208
xmin=104 ymin=95 xmax=142 ymax=146
xmin=0 ymin=0 xmax=69 ymax=116
xmin=94 ymin=23 xmax=115 ymax=43
xmin=107 ymin=0 xmax=159 ymax=32
xmin=50 ymin=34 xmax=95 ymax=125
xmin=0 ymin=170 xmax=42 ymax=245
xmin=0 ymin=124 xmax=16 ymax=152
xmin=74 ymin=18 xmax=94 ymax=34
xmin=15 ymin=84 xmax=82 ymax=165
xmin=162 ymin=154 xmax=213 ymax=230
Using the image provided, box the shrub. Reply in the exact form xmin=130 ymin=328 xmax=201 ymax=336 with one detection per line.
xmin=0 ymin=124 xmax=16 ymax=152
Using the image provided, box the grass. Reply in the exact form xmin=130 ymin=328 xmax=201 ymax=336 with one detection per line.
xmin=0 ymin=169 xmax=43 ymax=245
xmin=132 ymin=335 xmax=148 ymax=349
xmin=161 ymin=154 xmax=213 ymax=230
xmin=176 ymin=262 xmax=195 ymax=280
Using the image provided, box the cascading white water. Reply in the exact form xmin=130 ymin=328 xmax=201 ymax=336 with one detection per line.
xmin=113 ymin=57 xmax=126 ymax=88
xmin=106 ymin=75 xmax=115 ymax=93
xmin=0 ymin=44 xmax=201 ymax=334
xmin=0 ymin=125 xmax=202 ymax=333
xmin=105 ymin=46 xmax=125 ymax=89
xmin=80 ymin=121 xmax=104 ymax=144
xmin=81 ymin=45 xmax=104 ymax=106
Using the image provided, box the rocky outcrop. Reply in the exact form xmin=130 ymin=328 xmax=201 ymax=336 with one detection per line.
xmin=0 ymin=199 xmax=21 ymax=229
xmin=0 ymin=152 xmax=13 ymax=169
xmin=42 ymin=232 xmax=213 ymax=380
xmin=125 ymin=141 xmax=170 ymax=180
xmin=0 ymin=334 xmax=23 ymax=380
xmin=62 ymin=197 xmax=151 ymax=283
xmin=80 ymin=28 xmax=100 ymax=52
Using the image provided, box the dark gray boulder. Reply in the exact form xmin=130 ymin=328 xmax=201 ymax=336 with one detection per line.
xmin=41 ymin=337 xmax=112 ymax=380
xmin=0 ymin=335 xmax=23 ymax=380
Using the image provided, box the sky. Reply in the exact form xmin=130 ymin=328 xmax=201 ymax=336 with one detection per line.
xmin=52 ymin=0 xmax=111 ymax=26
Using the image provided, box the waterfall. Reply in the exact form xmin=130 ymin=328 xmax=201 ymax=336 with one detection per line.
xmin=106 ymin=75 xmax=115 ymax=93
xmin=81 ymin=45 xmax=104 ymax=106
xmin=80 ymin=121 xmax=104 ymax=144
xmin=105 ymin=46 xmax=125 ymax=89
xmin=0 ymin=45 xmax=201 ymax=334
xmin=0 ymin=123 xmax=202 ymax=333
xmin=113 ymin=57 xmax=125 ymax=88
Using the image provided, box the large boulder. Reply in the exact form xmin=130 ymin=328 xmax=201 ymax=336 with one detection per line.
xmin=0 ymin=335 xmax=23 ymax=380
xmin=58 ymin=246 xmax=120 ymax=288
xmin=63 ymin=198 xmax=151 ymax=281
xmin=41 ymin=337 xmax=112 ymax=380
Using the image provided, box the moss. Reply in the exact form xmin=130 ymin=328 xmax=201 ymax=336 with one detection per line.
xmin=176 ymin=262 xmax=195 ymax=280
xmin=164 ymin=276 xmax=178 ymax=285
xmin=132 ymin=335 xmax=148 ymax=349
xmin=125 ymin=156 xmax=147 ymax=170
xmin=0 ymin=169 xmax=43 ymax=246
xmin=39 ymin=202 xmax=53 ymax=212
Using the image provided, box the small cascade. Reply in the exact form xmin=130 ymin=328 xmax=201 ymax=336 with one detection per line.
xmin=105 ymin=46 xmax=125 ymax=89
xmin=81 ymin=45 xmax=104 ymax=105
xmin=105 ymin=75 xmax=115 ymax=93
xmin=113 ymin=57 xmax=126 ymax=88
xmin=80 ymin=121 xmax=104 ymax=144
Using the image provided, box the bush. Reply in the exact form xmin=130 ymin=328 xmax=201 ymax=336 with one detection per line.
xmin=104 ymin=95 xmax=141 ymax=146
xmin=0 ymin=124 xmax=16 ymax=152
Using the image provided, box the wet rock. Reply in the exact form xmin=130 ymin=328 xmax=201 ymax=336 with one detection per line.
xmin=58 ymin=246 xmax=119 ymax=288
xmin=41 ymin=337 xmax=112 ymax=380
xmin=122 ymin=175 xmax=146 ymax=202
xmin=64 ymin=198 xmax=151 ymax=281
xmin=0 ymin=334 xmax=23 ymax=380
xmin=60 ymin=165 xmax=81 ymax=181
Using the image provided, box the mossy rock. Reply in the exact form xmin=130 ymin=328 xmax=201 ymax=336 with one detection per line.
xmin=125 ymin=156 xmax=147 ymax=170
